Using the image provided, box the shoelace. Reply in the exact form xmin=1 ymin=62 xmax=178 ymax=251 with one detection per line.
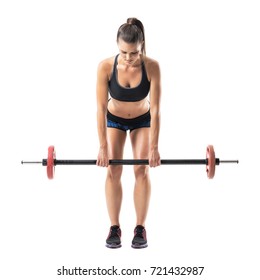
xmin=135 ymin=227 xmax=144 ymax=238
xmin=109 ymin=227 xmax=119 ymax=238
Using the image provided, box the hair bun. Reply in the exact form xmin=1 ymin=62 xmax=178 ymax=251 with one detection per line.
xmin=127 ymin=17 xmax=138 ymax=25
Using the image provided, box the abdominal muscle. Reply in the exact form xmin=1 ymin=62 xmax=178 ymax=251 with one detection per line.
xmin=108 ymin=98 xmax=150 ymax=119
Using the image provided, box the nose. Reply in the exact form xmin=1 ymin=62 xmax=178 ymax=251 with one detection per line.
xmin=125 ymin=53 xmax=131 ymax=60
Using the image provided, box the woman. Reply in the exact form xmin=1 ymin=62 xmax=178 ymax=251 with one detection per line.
xmin=96 ymin=17 xmax=161 ymax=249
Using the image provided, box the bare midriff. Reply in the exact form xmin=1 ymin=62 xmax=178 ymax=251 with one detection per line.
xmin=107 ymin=98 xmax=150 ymax=119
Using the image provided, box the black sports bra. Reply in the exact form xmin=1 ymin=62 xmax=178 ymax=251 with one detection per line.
xmin=108 ymin=54 xmax=150 ymax=102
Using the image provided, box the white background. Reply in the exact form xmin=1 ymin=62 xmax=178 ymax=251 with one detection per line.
xmin=1 ymin=0 xmax=259 ymax=279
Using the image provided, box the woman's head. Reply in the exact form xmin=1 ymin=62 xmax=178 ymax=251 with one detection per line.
xmin=117 ymin=18 xmax=146 ymax=56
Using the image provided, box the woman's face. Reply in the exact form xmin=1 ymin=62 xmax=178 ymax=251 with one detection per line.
xmin=117 ymin=38 xmax=143 ymax=66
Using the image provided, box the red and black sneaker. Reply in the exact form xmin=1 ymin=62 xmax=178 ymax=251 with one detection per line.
xmin=106 ymin=225 xmax=122 ymax=249
xmin=132 ymin=225 xmax=148 ymax=249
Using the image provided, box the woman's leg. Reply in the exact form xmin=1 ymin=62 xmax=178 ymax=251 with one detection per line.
xmin=130 ymin=128 xmax=151 ymax=226
xmin=106 ymin=128 xmax=127 ymax=226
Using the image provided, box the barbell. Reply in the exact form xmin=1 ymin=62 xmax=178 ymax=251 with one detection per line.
xmin=21 ymin=145 xmax=238 ymax=180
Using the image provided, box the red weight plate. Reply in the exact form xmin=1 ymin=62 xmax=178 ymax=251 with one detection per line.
xmin=47 ymin=146 xmax=55 ymax=179
xmin=206 ymin=145 xmax=215 ymax=179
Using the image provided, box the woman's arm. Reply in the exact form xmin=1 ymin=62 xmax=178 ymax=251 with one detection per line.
xmin=96 ymin=60 xmax=109 ymax=167
xmin=149 ymin=59 xmax=161 ymax=167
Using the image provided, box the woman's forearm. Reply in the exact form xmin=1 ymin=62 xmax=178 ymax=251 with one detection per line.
xmin=149 ymin=110 xmax=160 ymax=150
xmin=97 ymin=108 xmax=108 ymax=148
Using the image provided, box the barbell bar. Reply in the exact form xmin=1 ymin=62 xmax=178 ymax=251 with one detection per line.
xmin=21 ymin=145 xmax=238 ymax=180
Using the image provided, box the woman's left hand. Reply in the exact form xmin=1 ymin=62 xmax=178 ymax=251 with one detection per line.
xmin=149 ymin=147 xmax=161 ymax=167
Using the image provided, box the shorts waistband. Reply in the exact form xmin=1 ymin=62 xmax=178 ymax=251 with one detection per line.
xmin=107 ymin=110 xmax=151 ymax=126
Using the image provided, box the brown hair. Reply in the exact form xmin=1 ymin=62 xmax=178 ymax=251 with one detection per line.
xmin=116 ymin=18 xmax=146 ymax=55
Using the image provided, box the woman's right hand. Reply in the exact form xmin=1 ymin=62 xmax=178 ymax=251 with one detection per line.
xmin=96 ymin=146 xmax=109 ymax=167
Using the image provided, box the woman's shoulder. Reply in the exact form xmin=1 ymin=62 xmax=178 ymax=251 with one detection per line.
xmin=97 ymin=56 xmax=116 ymax=71
xmin=143 ymin=55 xmax=159 ymax=65
xmin=143 ymin=56 xmax=160 ymax=77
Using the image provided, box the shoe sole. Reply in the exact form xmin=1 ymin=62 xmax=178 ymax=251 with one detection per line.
xmin=131 ymin=243 xmax=148 ymax=249
xmin=106 ymin=243 xmax=122 ymax=249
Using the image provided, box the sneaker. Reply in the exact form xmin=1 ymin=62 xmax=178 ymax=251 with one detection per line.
xmin=106 ymin=225 xmax=122 ymax=248
xmin=131 ymin=225 xmax=148 ymax=249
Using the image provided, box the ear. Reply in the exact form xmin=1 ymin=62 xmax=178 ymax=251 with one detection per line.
xmin=140 ymin=41 xmax=145 ymax=53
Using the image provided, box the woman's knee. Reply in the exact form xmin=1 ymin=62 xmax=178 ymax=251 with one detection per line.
xmin=107 ymin=165 xmax=123 ymax=181
xmin=134 ymin=165 xmax=149 ymax=180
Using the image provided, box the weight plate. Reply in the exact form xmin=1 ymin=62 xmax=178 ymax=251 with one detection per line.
xmin=206 ymin=145 xmax=215 ymax=179
xmin=47 ymin=146 xmax=55 ymax=179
